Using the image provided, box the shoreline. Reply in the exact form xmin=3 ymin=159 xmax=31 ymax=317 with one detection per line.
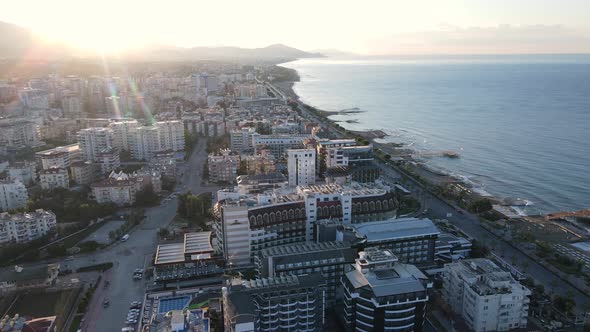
xmin=275 ymin=79 xmax=532 ymax=214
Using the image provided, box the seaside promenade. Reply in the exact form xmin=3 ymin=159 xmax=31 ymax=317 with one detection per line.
xmin=269 ymin=80 xmax=590 ymax=311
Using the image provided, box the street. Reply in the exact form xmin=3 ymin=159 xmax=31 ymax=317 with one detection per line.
xmin=375 ymin=161 xmax=590 ymax=309
xmin=74 ymin=138 xmax=216 ymax=332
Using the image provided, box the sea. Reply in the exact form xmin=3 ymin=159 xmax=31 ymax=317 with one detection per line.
xmin=281 ymin=54 xmax=590 ymax=214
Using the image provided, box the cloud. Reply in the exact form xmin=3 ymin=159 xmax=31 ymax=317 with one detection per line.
xmin=365 ymin=24 xmax=590 ymax=55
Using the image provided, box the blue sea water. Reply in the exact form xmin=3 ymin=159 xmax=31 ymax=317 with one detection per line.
xmin=281 ymin=55 xmax=590 ymax=213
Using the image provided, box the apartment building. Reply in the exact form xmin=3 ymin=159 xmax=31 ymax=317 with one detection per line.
xmin=7 ymin=162 xmax=36 ymax=186
xmin=39 ymin=167 xmax=69 ymax=190
xmin=35 ymin=144 xmax=81 ymax=170
xmin=91 ymin=171 xmax=160 ymax=206
xmin=129 ymin=121 xmax=185 ymax=160
xmin=0 ymin=119 xmax=42 ymax=149
xmin=70 ymin=160 xmax=97 ymax=185
xmin=96 ymin=148 xmax=121 ymax=174
xmin=229 ymin=127 xmax=258 ymax=152
xmin=208 ymin=149 xmax=240 ymax=184
xmin=78 ymin=127 xmax=114 ymax=161
xmin=253 ymin=134 xmax=314 ymax=158
xmin=255 ymin=241 xmax=357 ymax=308
xmin=223 ymin=273 xmax=326 ymax=332
xmin=108 ymin=119 xmax=139 ymax=151
xmin=350 ymin=218 xmax=440 ymax=266
xmin=0 ymin=209 xmax=57 ymax=244
xmin=287 ymin=148 xmax=316 ymax=187
xmin=442 ymin=259 xmax=531 ymax=332
xmin=0 ymin=180 xmax=28 ymax=211
xmin=340 ymin=248 xmax=432 ymax=332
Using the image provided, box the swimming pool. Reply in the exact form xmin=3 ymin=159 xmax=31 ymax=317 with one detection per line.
xmin=158 ymin=296 xmax=191 ymax=313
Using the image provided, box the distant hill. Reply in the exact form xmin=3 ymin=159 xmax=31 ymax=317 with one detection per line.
xmin=124 ymin=43 xmax=324 ymax=62
xmin=0 ymin=21 xmax=322 ymax=62
xmin=311 ymin=48 xmax=359 ymax=57
xmin=0 ymin=21 xmax=70 ymax=60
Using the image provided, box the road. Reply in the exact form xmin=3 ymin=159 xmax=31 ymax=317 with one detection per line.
xmin=74 ymin=139 xmax=217 ymax=332
xmin=376 ymin=161 xmax=590 ymax=309
xmin=270 ymin=80 xmax=590 ymax=311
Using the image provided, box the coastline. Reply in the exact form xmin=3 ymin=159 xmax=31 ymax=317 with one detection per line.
xmin=274 ymin=78 xmax=511 ymax=210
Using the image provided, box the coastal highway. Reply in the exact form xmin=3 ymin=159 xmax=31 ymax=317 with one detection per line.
xmin=376 ymin=160 xmax=590 ymax=308
xmin=270 ymin=80 xmax=590 ymax=310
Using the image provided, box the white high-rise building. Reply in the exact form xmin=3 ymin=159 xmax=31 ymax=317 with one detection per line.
xmin=18 ymin=88 xmax=49 ymax=109
xmin=108 ymin=119 xmax=139 ymax=151
xmin=0 ymin=179 xmax=28 ymax=211
xmin=77 ymin=127 xmax=114 ymax=161
xmin=62 ymin=92 xmax=82 ymax=116
xmin=287 ymin=148 xmax=316 ymax=187
xmin=442 ymin=258 xmax=531 ymax=332
xmin=0 ymin=209 xmax=57 ymax=244
xmin=0 ymin=119 xmax=42 ymax=149
xmin=129 ymin=121 xmax=184 ymax=160
xmin=215 ymin=205 xmax=251 ymax=266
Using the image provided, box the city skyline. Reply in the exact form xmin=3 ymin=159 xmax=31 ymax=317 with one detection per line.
xmin=2 ymin=0 xmax=590 ymax=55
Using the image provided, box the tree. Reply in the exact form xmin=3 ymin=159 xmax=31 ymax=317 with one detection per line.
xmin=135 ymin=185 xmax=159 ymax=207
xmin=468 ymin=198 xmax=493 ymax=213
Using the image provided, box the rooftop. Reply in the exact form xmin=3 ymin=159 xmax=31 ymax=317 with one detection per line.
xmin=353 ymin=217 xmax=440 ymax=242
xmin=346 ymin=258 xmax=428 ymax=298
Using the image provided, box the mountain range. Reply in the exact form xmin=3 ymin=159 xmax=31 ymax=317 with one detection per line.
xmin=0 ymin=21 xmax=323 ymax=62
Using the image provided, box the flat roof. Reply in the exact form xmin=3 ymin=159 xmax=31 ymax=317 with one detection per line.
xmin=184 ymin=232 xmax=214 ymax=254
xmin=354 ymin=217 xmax=440 ymax=242
xmin=154 ymin=243 xmax=185 ymax=265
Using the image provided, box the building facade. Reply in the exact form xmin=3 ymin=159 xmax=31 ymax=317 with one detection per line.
xmin=0 ymin=180 xmax=28 ymax=211
xmin=255 ymin=241 xmax=357 ymax=308
xmin=35 ymin=144 xmax=81 ymax=170
xmin=442 ymin=259 xmax=531 ymax=332
xmin=0 ymin=209 xmax=57 ymax=244
xmin=287 ymin=148 xmax=316 ymax=187
xmin=224 ymin=274 xmax=326 ymax=332
xmin=340 ymin=248 xmax=432 ymax=332
xmin=39 ymin=167 xmax=69 ymax=190
xmin=208 ymin=149 xmax=240 ymax=183
xmin=78 ymin=127 xmax=114 ymax=161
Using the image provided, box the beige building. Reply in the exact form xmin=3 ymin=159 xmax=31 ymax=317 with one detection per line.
xmin=70 ymin=160 xmax=97 ymax=185
xmin=39 ymin=167 xmax=69 ymax=190
xmin=35 ymin=144 xmax=81 ymax=170
xmin=91 ymin=171 xmax=161 ymax=206
xmin=0 ymin=209 xmax=57 ymax=244
xmin=208 ymin=149 xmax=240 ymax=183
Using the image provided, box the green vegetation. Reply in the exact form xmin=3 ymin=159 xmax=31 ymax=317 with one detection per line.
xmin=470 ymin=240 xmax=491 ymax=258
xmin=397 ymin=196 xmax=421 ymax=215
xmin=28 ymin=188 xmax=117 ymax=223
xmin=549 ymin=253 xmax=583 ymax=275
xmin=162 ymin=177 xmax=176 ymax=191
xmin=468 ymin=198 xmax=493 ymax=213
xmin=553 ymin=295 xmax=576 ymax=316
xmin=177 ymin=192 xmax=212 ymax=228
xmin=206 ymin=135 xmax=229 ymax=153
xmin=77 ymin=262 xmax=114 ymax=273
xmin=237 ymin=160 xmax=248 ymax=176
xmin=108 ymin=209 xmax=145 ymax=241
xmin=535 ymin=241 xmax=552 ymax=258
xmin=44 ymin=222 xmax=105 ymax=258
xmin=135 ymin=184 xmax=159 ymax=207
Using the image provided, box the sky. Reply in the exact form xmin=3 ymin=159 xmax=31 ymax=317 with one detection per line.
xmin=2 ymin=0 xmax=590 ymax=55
